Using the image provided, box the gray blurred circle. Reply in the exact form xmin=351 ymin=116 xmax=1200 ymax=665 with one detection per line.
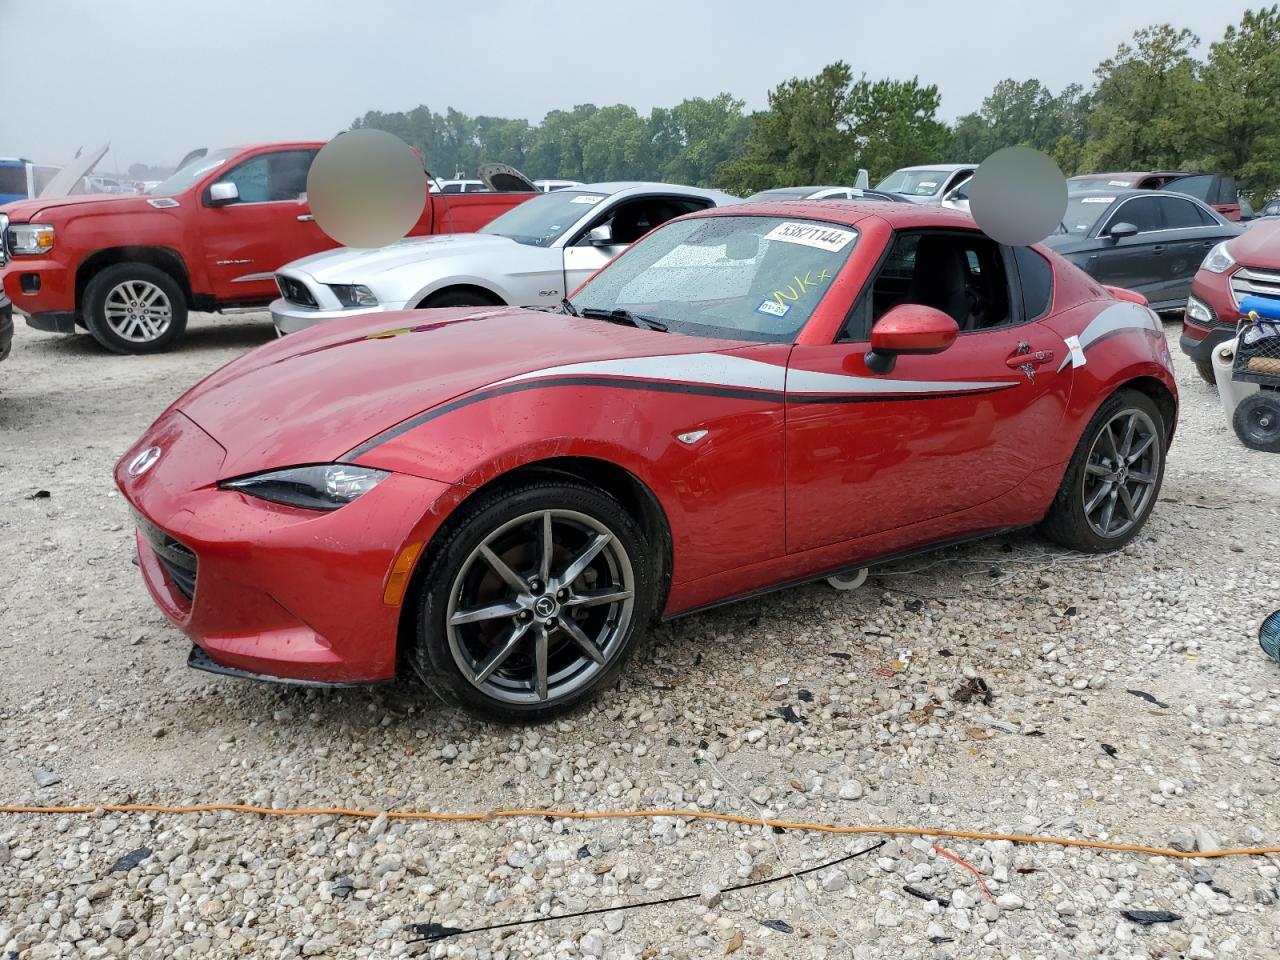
xmin=968 ymin=146 xmax=1066 ymax=246
xmin=307 ymin=129 xmax=426 ymax=248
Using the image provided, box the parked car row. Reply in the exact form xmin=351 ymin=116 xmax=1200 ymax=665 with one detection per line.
xmin=0 ymin=142 xmax=537 ymax=354
xmin=2 ymin=141 xmax=1273 ymax=361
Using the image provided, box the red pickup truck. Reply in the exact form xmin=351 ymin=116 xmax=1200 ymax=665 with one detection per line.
xmin=0 ymin=142 xmax=534 ymax=353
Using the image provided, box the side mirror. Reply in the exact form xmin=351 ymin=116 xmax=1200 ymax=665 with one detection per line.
xmin=208 ymin=181 xmax=239 ymax=206
xmin=588 ymin=224 xmax=614 ymax=246
xmin=865 ymin=304 xmax=959 ymax=375
xmin=1107 ymin=221 xmax=1138 ymax=241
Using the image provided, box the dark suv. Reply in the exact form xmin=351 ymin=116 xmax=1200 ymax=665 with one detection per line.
xmin=1069 ymin=172 xmax=1242 ymax=221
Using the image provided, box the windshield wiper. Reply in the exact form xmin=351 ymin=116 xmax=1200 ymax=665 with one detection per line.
xmin=559 ymin=297 xmax=579 ymax=316
xmin=579 ymin=307 xmax=668 ymax=332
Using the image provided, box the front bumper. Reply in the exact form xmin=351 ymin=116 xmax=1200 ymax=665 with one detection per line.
xmin=270 ymin=296 xmax=406 ymax=334
xmin=2 ymin=256 xmax=75 ymax=322
xmin=116 ymin=409 xmax=455 ymax=684
xmin=1180 ymin=327 xmax=1234 ymax=363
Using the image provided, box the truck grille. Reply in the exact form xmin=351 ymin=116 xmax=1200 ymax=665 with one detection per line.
xmin=276 ymin=274 xmax=317 ymax=307
xmin=1230 ymin=267 xmax=1280 ymax=306
xmin=0 ymin=213 xmax=8 ymax=266
xmin=134 ymin=511 xmax=198 ymax=602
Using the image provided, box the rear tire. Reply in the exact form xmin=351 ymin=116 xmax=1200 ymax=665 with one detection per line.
xmin=1040 ymin=389 xmax=1167 ymax=552
xmin=1194 ymin=358 xmax=1216 ymax=385
xmin=83 ymin=263 xmax=188 ymax=354
xmin=418 ymin=288 xmax=500 ymax=309
xmin=410 ymin=480 xmax=654 ymax=722
xmin=1233 ymin=392 xmax=1280 ymax=452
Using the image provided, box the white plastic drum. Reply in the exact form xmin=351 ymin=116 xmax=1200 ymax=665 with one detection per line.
xmin=1212 ymin=335 xmax=1259 ymax=420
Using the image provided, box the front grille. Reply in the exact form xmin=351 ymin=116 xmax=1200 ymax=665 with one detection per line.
xmin=1230 ymin=267 xmax=1280 ymax=306
xmin=276 ymin=274 xmax=317 ymax=307
xmin=0 ymin=214 xmax=9 ymax=266
xmin=134 ymin=511 xmax=198 ymax=601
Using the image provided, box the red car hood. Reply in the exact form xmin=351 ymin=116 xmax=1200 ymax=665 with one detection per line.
xmin=176 ymin=307 xmax=744 ymax=479
xmin=1231 ymin=218 xmax=1280 ymax=269
xmin=1 ymin=193 xmax=149 ymax=221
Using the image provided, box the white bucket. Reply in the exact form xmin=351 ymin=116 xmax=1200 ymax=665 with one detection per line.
xmin=1212 ymin=335 xmax=1259 ymax=420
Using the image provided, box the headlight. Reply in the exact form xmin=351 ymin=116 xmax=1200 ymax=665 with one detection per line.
xmin=1201 ymin=241 xmax=1236 ymax=274
xmin=329 ymin=283 xmax=378 ymax=308
xmin=8 ymin=223 xmax=54 ymax=255
xmin=1186 ymin=296 xmax=1214 ymax=324
xmin=221 ymin=464 xmax=389 ymax=510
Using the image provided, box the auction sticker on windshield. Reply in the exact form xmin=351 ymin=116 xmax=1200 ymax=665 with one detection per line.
xmin=570 ymin=195 xmax=603 ymax=204
xmin=764 ymin=222 xmax=857 ymax=251
xmin=1081 ymin=197 xmax=1116 ymax=203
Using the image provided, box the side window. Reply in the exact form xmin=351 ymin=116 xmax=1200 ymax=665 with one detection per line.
xmin=1194 ymin=203 xmax=1219 ymax=226
xmin=579 ymin=196 xmax=712 ymax=246
xmin=1161 ymin=197 xmax=1207 ymax=230
xmin=1108 ymin=196 xmax=1163 ymax=233
xmin=1168 ymin=174 xmax=1212 ymax=203
xmin=218 ymin=150 xmax=314 ymax=203
xmin=1013 ymin=246 xmax=1053 ymax=320
xmin=842 ymin=231 xmax=1014 ymax=339
xmin=441 ymin=182 xmax=463 ymax=193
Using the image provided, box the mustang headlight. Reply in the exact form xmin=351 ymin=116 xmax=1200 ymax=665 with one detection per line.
xmin=329 ymin=283 xmax=378 ymax=308
xmin=8 ymin=223 xmax=55 ymax=255
xmin=1201 ymin=241 xmax=1236 ymax=274
xmin=221 ymin=464 xmax=389 ymax=510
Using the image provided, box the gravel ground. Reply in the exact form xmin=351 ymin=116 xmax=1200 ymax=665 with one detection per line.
xmin=1 ymin=312 xmax=1278 ymax=960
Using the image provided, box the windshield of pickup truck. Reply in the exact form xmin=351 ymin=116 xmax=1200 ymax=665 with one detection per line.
xmin=479 ymin=189 xmax=608 ymax=247
xmin=150 ymin=148 xmax=239 ymax=197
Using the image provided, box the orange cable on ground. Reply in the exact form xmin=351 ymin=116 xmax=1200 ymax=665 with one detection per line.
xmin=2 ymin=803 xmax=1278 ymax=861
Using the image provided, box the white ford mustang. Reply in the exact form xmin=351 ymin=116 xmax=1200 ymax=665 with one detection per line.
xmin=270 ymin=182 xmax=738 ymax=334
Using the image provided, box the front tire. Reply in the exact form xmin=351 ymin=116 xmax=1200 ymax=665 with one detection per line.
xmin=1041 ymin=389 xmax=1167 ymax=552
xmin=1194 ymin=358 xmax=1216 ymax=385
xmin=83 ymin=263 xmax=188 ymax=354
xmin=411 ymin=481 xmax=654 ymax=722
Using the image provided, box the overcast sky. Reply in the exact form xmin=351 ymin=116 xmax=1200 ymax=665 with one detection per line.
xmin=0 ymin=0 xmax=1261 ymax=170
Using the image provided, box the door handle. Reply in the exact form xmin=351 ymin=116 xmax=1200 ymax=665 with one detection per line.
xmin=1151 ymin=244 xmax=1166 ymax=254
xmin=1006 ymin=347 xmax=1055 ymax=368
xmin=297 ymin=214 xmax=315 ymax=222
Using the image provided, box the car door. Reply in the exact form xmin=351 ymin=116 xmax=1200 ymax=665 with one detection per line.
xmin=199 ymin=148 xmax=330 ymax=302
xmin=785 ymin=232 xmax=1072 ymax=553
xmin=1155 ymin=195 xmax=1222 ymax=304
xmin=561 ymin=194 xmax=714 ymax=296
xmin=1087 ymin=195 xmax=1167 ymax=301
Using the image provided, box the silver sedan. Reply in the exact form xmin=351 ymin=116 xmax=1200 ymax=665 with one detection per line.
xmin=270 ymin=182 xmax=737 ymax=334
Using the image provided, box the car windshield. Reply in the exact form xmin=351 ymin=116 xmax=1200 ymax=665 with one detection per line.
xmin=1060 ymin=195 xmax=1118 ymax=234
xmin=479 ymin=189 xmax=608 ymax=247
xmin=149 ymin=148 xmax=240 ymax=197
xmin=570 ymin=214 xmax=859 ymax=343
xmin=875 ymin=169 xmax=949 ymax=196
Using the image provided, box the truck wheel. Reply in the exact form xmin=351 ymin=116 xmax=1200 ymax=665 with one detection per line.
xmin=1233 ymin=392 xmax=1280 ymax=452
xmin=418 ymin=288 xmax=500 ymax=309
xmin=84 ymin=263 xmax=188 ymax=354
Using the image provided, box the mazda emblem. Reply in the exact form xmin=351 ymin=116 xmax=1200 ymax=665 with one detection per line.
xmin=128 ymin=446 xmax=162 ymax=478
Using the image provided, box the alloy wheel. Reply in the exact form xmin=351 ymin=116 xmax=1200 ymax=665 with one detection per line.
xmin=104 ymin=280 xmax=173 ymax=343
xmin=1081 ymin=408 xmax=1161 ymax=539
xmin=445 ymin=509 xmax=635 ymax=705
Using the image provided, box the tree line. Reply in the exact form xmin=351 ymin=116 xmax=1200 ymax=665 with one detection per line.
xmin=351 ymin=6 xmax=1280 ymax=203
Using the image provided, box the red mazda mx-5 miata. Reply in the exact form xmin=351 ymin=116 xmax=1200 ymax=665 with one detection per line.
xmin=117 ymin=201 xmax=1177 ymax=720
